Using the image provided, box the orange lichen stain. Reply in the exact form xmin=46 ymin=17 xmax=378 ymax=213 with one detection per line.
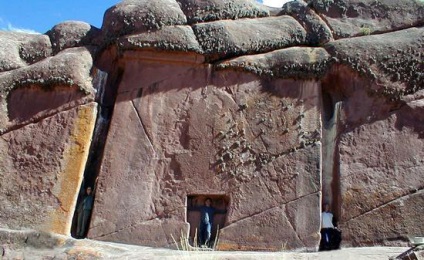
xmin=46 ymin=103 xmax=97 ymax=235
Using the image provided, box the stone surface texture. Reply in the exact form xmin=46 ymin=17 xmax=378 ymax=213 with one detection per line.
xmin=0 ymin=31 xmax=52 ymax=73
xmin=307 ymin=0 xmax=424 ymax=39
xmin=280 ymin=0 xmax=333 ymax=45
xmin=118 ymin=25 xmax=203 ymax=53
xmin=46 ymin=21 xmax=102 ymax=54
xmin=324 ymin=27 xmax=424 ymax=98
xmin=216 ymin=47 xmax=331 ymax=79
xmin=0 ymin=229 xmax=410 ymax=260
xmin=0 ymin=47 xmax=96 ymax=133
xmin=0 ymin=103 xmax=97 ymax=234
xmin=176 ymin=0 xmax=269 ymax=24
xmin=0 ymin=0 xmax=423 ymax=253
xmin=192 ymin=16 xmax=307 ymax=61
xmin=0 ymin=27 xmax=99 ymax=238
xmin=89 ymin=55 xmax=323 ymax=250
xmin=101 ymin=0 xmax=187 ymax=38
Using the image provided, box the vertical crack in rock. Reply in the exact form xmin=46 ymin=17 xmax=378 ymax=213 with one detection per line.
xmin=321 ymin=100 xmax=343 ymax=209
xmin=50 ymin=103 xmax=97 ymax=235
xmin=70 ymin=68 xmax=122 ymax=238
xmin=130 ymin=99 xmax=155 ymax=154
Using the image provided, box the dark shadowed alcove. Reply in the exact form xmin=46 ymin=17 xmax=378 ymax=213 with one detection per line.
xmin=186 ymin=195 xmax=230 ymax=247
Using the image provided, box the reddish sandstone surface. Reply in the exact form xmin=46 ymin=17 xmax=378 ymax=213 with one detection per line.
xmin=0 ymin=0 xmax=423 ymax=252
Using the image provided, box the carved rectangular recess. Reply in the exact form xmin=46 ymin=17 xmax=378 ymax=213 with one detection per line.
xmin=186 ymin=194 xmax=230 ymax=246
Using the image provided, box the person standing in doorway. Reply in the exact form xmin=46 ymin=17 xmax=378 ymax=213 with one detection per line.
xmin=188 ymin=198 xmax=227 ymax=247
xmin=76 ymin=186 xmax=94 ymax=239
xmin=320 ymin=203 xmax=341 ymax=250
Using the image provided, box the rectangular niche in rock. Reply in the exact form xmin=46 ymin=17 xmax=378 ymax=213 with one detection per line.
xmin=186 ymin=195 xmax=229 ymax=248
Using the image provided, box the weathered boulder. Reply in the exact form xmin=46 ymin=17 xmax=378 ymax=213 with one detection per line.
xmin=325 ymin=27 xmax=424 ymax=99
xmin=192 ymin=16 xmax=307 ymax=61
xmin=280 ymin=0 xmax=333 ymax=45
xmin=118 ymin=25 xmax=203 ymax=53
xmin=0 ymin=103 xmax=97 ymax=234
xmin=216 ymin=47 xmax=331 ymax=79
xmin=101 ymin=0 xmax=187 ymax=38
xmin=176 ymin=0 xmax=269 ymax=24
xmin=0 ymin=47 xmax=96 ymax=132
xmin=46 ymin=21 xmax=102 ymax=54
xmin=0 ymin=31 xmax=52 ymax=72
xmin=307 ymin=0 xmax=424 ymax=39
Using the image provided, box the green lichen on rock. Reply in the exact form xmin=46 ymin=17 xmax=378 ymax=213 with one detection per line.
xmin=307 ymin=0 xmax=424 ymax=39
xmin=176 ymin=0 xmax=269 ymax=24
xmin=118 ymin=25 xmax=203 ymax=53
xmin=46 ymin=21 xmax=102 ymax=54
xmin=0 ymin=31 xmax=52 ymax=73
xmin=101 ymin=0 xmax=187 ymax=38
xmin=216 ymin=47 xmax=332 ymax=80
xmin=193 ymin=16 xmax=307 ymax=61
xmin=0 ymin=47 xmax=95 ymax=96
xmin=280 ymin=0 xmax=333 ymax=46
xmin=325 ymin=27 xmax=424 ymax=100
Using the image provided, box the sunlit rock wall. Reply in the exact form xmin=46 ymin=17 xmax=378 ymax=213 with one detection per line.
xmin=0 ymin=45 xmax=98 ymax=234
xmin=0 ymin=0 xmax=423 ymax=251
xmin=89 ymin=51 xmax=322 ymax=250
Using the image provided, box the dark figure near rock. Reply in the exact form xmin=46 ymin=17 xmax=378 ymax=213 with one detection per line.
xmin=76 ymin=186 xmax=94 ymax=239
xmin=188 ymin=198 xmax=227 ymax=247
xmin=319 ymin=203 xmax=342 ymax=251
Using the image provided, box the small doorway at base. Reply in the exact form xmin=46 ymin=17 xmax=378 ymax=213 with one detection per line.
xmin=186 ymin=195 xmax=229 ymax=248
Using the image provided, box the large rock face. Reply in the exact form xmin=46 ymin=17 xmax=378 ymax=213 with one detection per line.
xmin=0 ymin=103 xmax=97 ymax=234
xmin=0 ymin=39 xmax=98 ymax=235
xmin=0 ymin=0 xmax=423 ymax=252
xmin=307 ymin=0 xmax=424 ymax=39
xmin=89 ymin=53 xmax=322 ymax=249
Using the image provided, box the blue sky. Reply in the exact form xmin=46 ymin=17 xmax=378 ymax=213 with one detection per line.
xmin=0 ymin=0 xmax=289 ymax=34
xmin=0 ymin=0 xmax=119 ymax=33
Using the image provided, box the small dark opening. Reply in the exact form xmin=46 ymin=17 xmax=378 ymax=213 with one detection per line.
xmin=70 ymin=67 xmax=123 ymax=238
xmin=186 ymin=194 xmax=229 ymax=247
xmin=322 ymin=90 xmax=335 ymax=124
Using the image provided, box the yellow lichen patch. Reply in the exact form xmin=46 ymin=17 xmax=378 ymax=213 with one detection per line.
xmin=46 ymin=103 xmax=97 ymax=235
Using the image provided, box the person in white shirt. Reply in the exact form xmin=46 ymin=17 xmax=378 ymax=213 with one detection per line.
xmin=322 ymin=204 xmax=334 ymax=227
xmin=320 ymin=203 xmax=341 ymax=250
